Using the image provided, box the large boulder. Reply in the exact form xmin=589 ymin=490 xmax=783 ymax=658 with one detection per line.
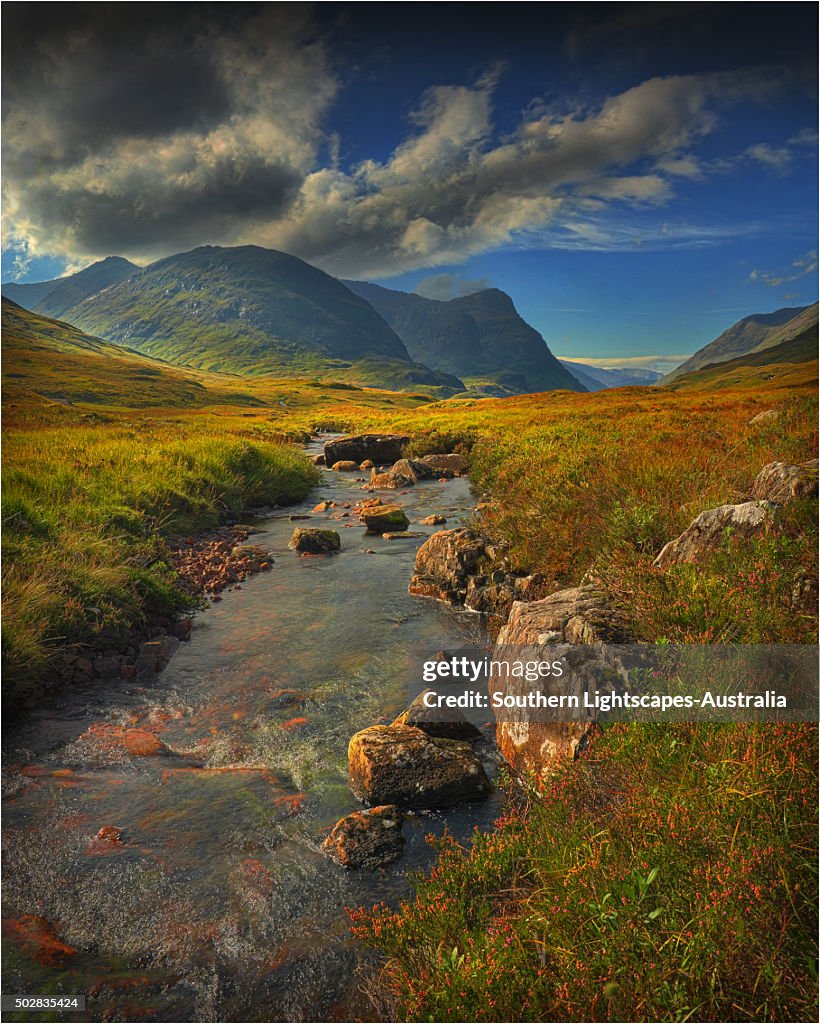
xmin=288 ymin=527 xmax=341 ymax=554
xmin=369 ymin=466 xmax=415 ymax=489
xmin=420 ymin=453 xmax=469 ymax=475
xmin=361 ymin=504 xmax=409 ymax=533
xmin=324 ymin=434 xmax=408 ymax=467
xmin=391 ymin=458 xmax=435 ymax=483
xmin=392 ymin=689 xmax=482 ymax=740
xmin=497 ymin=583 xmax=632 ymax=647
xmin=751 ymin=459 xmax=818 ymax=504
xmin=654 ymin=501 xmax=777 ymax=568
xmin=492 ymin=584 xmax=633 ymax=770
xmin=321 ymin=805 xmax=405 ymax=869
xmin=348 ymin=723 xmax=491 ymax=808
xmin=409 ymin=528 xmax=487 ymax=604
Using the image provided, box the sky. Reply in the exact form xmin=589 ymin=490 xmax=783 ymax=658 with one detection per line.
xmin=2 ymin=3 xmax=817 ymax=370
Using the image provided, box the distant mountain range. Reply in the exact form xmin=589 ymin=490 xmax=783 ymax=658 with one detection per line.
xmin=4 ymin=247 xmax=464 ymax=395
xmin=558 ymin=360 xmax=663 ymax=391
xmin=2 ymin=256 xmax=138 ymax=319
xmin=663 ymin=303 xmax=818 ymax=383
xmin=4 ymin=247 xmax=815 ymax=398
xmin=343 ymin=280 xmax=582 ymax=396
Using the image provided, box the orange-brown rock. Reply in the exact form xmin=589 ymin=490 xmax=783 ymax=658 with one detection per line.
xmin=321 ymin=804 xmax=405 ymax=869
xmin=79 ymin=724 xmax=167 ymax=757
xmin=2 ymin=915 xmax=77 ymax=967
xmin=420 ymin=452 xmax=468 ymax=475
xmin=348 ymin=723 xmax=491 ymax=808
xmin=85 ymin=825 xmax=125 ymax=857
xmin=492 ymin=584 xmax=632 ymax=772
xmin=409 ymin=528 xmax=487 ymax=604
xmin=361 ymin=503 xmax=409 ymax=533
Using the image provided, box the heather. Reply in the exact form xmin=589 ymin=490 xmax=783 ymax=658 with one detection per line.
xmin=352 ymin=721 xmax=818 ymax=1022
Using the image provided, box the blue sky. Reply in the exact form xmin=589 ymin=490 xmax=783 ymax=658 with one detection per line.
xmin=3 ymin=4 xmax=817 ymax=370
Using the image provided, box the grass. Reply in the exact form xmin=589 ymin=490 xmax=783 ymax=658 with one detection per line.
xmin=351 ymin=721 xmax=818 ymax=1022
xmin=3 ymin=298 xmax=818 ymax=1019
xmin=2 ymin=423 xmax=319 ymax=702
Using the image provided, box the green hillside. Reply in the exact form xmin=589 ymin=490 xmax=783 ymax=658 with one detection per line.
xmin=663 ymin=324 xmax=818 ymax=390
xmin=663 ymin=303 xmax=814 ymax=382
xmin=58 ymin=245 xmax=463 ymax=392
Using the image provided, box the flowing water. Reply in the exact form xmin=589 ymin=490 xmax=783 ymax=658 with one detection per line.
xmin=2 ymin=440 xmax=501 ymax=1022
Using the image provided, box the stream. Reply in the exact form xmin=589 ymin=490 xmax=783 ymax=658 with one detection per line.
xmin=2 ymin=438 xmax=501 ymax=1022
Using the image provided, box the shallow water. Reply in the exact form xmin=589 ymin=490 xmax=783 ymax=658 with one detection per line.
xmin=2 ymin=440 xmax=501 ymax=1022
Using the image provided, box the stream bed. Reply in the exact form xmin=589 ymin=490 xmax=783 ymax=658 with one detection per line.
xmin=2 ymin=439 xmax=501 ymax=1022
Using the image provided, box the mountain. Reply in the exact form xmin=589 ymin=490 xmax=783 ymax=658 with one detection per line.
xmin=663 ymin=321 xmax=818 ymax=391
xmin=1 ymin=297 xmax=250 ymax=408
xmin=342 ymin=280 xmax=584 ymax=396
xmin=46 ymin=246 xmax=463 ymax=393
xmin=559 ymin=360 xmax=663 ymax=391
xmin=662 ymin=304 xmax=816 ymax=383
xmin=2 ymin=256 xmax=138 ymax=319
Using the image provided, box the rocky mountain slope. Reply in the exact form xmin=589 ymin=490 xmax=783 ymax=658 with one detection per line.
xmin=32 ymin=246 xmax=462 ymax=392
xmin=663 ymin=303 xmax=816 ymax=383
xmin=343 ymin=279 xmax=584 ymax=396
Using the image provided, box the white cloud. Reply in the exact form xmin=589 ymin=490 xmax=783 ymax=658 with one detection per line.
xmin=749 ymin=249 xmax=818 ymax=286
xmin=2 ymin=13 xmax=812 ymax=281
xmin=414 ymin=273 xmax=492 ymax=300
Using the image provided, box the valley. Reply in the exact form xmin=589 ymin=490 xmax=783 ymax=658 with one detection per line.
xmin=1 ymin=257 xmax=817 ymax=1024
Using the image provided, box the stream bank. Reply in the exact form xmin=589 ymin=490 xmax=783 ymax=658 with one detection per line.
xmin=2 ymin=436 xmax=501 ymax=1023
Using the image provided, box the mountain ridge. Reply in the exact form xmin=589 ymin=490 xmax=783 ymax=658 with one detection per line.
xmin=28 ymin=246 xmax=464 ymax=394
xmin=663 ymin=303 xmax=816 ymax=383
xmin=343 ymin=279 xmax=584 ymax=396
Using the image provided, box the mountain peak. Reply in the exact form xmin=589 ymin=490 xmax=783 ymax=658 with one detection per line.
xmin=344 ymin=279 xmax=584 ymax=395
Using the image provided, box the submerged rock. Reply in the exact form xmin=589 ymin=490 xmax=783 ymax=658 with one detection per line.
xmin=331 ymin=460 xmax=360 ymax=472
xmin=321 ymin=804 xmax=405 ymax=869
xmin=288 ymin=527 xmax=341 ymax=554
xmin=751 ymin=459 xmax=818 ymax=503
xmin=409 ymin=528 xmax=487 ymax=603
xmin=654 ymin=501 xmax=777 ymax=568
xmin=393 ymin=689 xmax=482 ymax=741
xmin=2 ymin=916 xmax=77 ymax=967
xmin=348 ymin=723 xmax=491 ymax=808
xmin=361 ymin=504 xmax=409 ymax=533
xmin=324 ymin=433 xmax=408 ymax=467
xmin=418 ymin=514 xmax=447 ymax=526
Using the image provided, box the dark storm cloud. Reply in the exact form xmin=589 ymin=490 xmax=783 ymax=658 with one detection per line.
xmin=2 ymin=4 xmax=817 ymax=278
xmin=3 ymin=4 xmax=335 ymax=264
xmin=3 ymin=7 xmax=234 ymax=159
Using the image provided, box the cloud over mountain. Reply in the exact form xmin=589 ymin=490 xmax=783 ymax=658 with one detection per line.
xmin=2 ymin=7 xmax=815 ymax=280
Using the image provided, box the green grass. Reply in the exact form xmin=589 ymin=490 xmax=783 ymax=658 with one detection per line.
xmin=352 ymin=721 xmax=818 ymax=1022
xmin=2 ymin=428 xmax=318 ymax=702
